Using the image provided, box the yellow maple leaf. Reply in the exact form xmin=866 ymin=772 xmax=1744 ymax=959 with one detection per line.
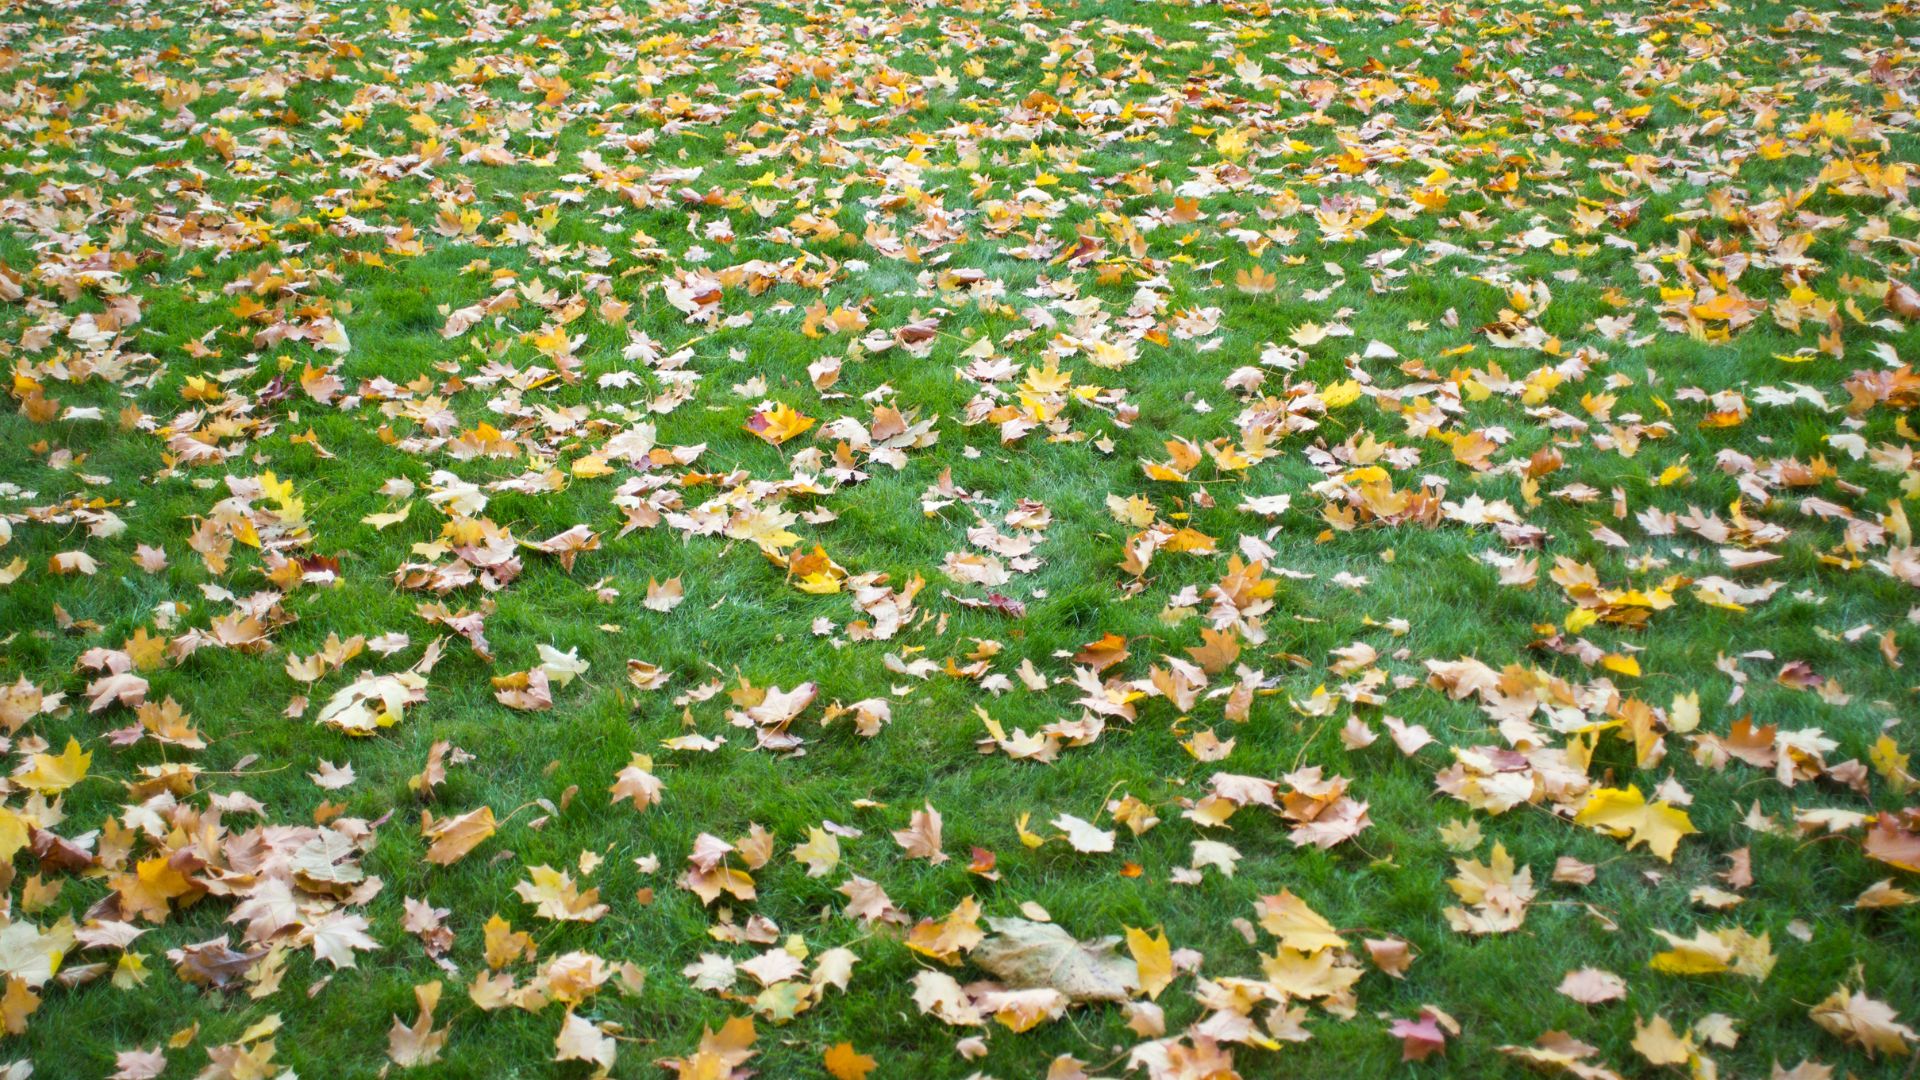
xmin=15 ymin=739 xmax=90 ymax=795
xmin=1321 ymin=380 xmax=1364 ymax=408
xmin=0 ymin=807 xmax=31 ymax=864
xmin=823 ymin=1042 xmax=876 ymax=1080
xmin=513 ymin=866 xmax=608 ymax=923
xmin=791 ymin=827 xmax=841 ymax=878
xmin=1125 ymin=926 xmax=1173 ymax=1000
xmin=1870 ymin=735 xmax=1915 ymax=795
xmin=906 ymin=896 xmax=982 ymax=964
xmin=1574 ymin=786 xmax=1695 ymax=862
xmin=1235 ymin=266 xmax=1277 ymax=294
xmin=2 ymin=976 xmax=39 ymax=1036
xmin=1254 ymin=890 xmax=1345 ymax=953
xmin=1601 ymin=653 xmax=1641 ymax=678
xmin=744 ymin=403 xmax=816 ymax=447
xmin=1649 ymin=927 xmax=1774 ymax=981
xmin=1631 ymin=1014 xmax=1696 ymax=1067
xmin=1260 ymin=946 xmax=1362 ymax=1002
xmin=421 ymin=806 xmax=496 ymax=866
xmin=483 ymin=914 xmax=534 ymax=969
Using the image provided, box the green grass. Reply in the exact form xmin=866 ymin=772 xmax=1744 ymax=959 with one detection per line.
xmin=0 ymin=0 xmax=1917 ymax=1075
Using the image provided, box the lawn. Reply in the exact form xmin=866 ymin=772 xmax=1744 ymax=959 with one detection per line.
xmin=0 ymin=0 xmax=1917 ymax=1075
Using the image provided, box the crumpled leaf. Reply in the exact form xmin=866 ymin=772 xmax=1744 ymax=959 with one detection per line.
xmin=969 ymin=917 xmax=1136 ymax=1004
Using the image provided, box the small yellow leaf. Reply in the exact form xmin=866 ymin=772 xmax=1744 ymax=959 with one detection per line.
xmin=1125 ymin=926 xmax=1173 ymax=1000
xmin=1321 ymin=380 xmax=1364 ymax=408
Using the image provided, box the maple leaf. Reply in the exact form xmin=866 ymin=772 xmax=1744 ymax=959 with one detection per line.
xmin=1450 ymin=430 xmax=1498 ymax=470
xmin=553 ymin=1011 xmax=617 ymax=1069
xmin=1810 ymin=984 xmax=1915 ymax=1058
xmin=791 ymin=827 xmax=840 ymax=878
xmin=971 ymin=918 xmax=1136 ymax=1004
xmin=1574 ymin=785 xmax=1697 ymax=861
xmin=905 ymin=896 xmax=982 ymax=965
xmin=308 ymin=760 xmax=355 ymax=790
xmin=491 ymin=668 xmax=554 ymax=713
xmin=1234 ymin=266 xmax=1278 ymax=295
xmin=1863 ymin=813 xmax=1920 ymax=872
xmin=1290 ymin=319 xmax=1336 ymax=343
xmin=1631 ymin=1014 xmax=1696 ymax=1067
xmin=0 ymin=919 xmax=74 ymax=990
xmin=483 ymin=915 xmax=534 ymax=970
xmin=1444 ymin=843 xmax=1535 ymax=935
xmin=1649 ymin=926 xmax=1774 ymax=980
xmin=644 ymin=575 xmax=685 ymax=612
xmin=1365 ymin=937 xmax=1414 ymax=978
xmin=1888 ymin=279 xmax=1920 ymax=321
xmin=1498 ymin=1032 xmax=1615 ymax=1076
xmin=305 ymin=912 xmax=379 ymax=969
xmin=1855 ymin=878 xmax=1919 ymax=909
xmin=110 ymin=1048 xmax=168 ymax=1080
xmin=315 ymin=672 xmax=427 ymax=734
xmin=823 ymin=1042 xmax=877 ymax=1080
xmin=387 ymin=981 xmax=447 ymax=1068
xmin=1052 ymin=813 xmax=1115 ymax=853
xmin=526 ymin=524 xmax=599 ymax=572
xmin=743 ymin=682 xmax=817 ymax=729
xmin=911 ymin=969 xmax=984 ymax=1028
xmin=609 ymin=755 xmax=663 ymax=810
xmin=1556 ymin=968 xmax=1627 ymax=1004
xmin=891 ymin=802 xmax=947 ymax=864
xmin=1437 ymin=819 xmax=1482 ymax=852
xmin=838 ymin=877 xmax=905 ymax=926
xmin=1254 ymin=890 xmax=1345 ymax=953
xmin=421 ymin=806 xmax=496 ymax=866
xmin=1260 ymin=945 xmax=1364 ymax=1001
xmin=1391 ymin=1008 xmax=1456 ymax=1062
xmin=745 ymin=402 xmax=816 ymax=446
xmin=1185 ymin=627 xmax=1242 ymax=674
xmin=659 ymin=1017 xmax=758 ymax=1078
xmin=737 ymin=950 xmax=803 ymax=988
xmin=514 ymin=866 xmax=608 ymax=923
xmin=13 ymin=738 xmax=91 ymax=795
xmin=1189 ymin=839 xmax=1241 ymax=877
xmin=1073 ymin=632 xmax=1130 ymax=671
xmin=976 ymin=986 xmax=1068 ymax=1032
xmin=1124 ymin=927 xmax=1174 ymax=1001
xmin=1 ymin=976 xmax=38 ymax=1036
xmin=627 ymin=659 xmax=672 ymax=692
xmin=49 ymin=551 xmax=99 ymax=576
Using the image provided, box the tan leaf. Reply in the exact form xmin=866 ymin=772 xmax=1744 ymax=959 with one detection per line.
xmin=422 ymin=807 xmax=496 ymax=866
